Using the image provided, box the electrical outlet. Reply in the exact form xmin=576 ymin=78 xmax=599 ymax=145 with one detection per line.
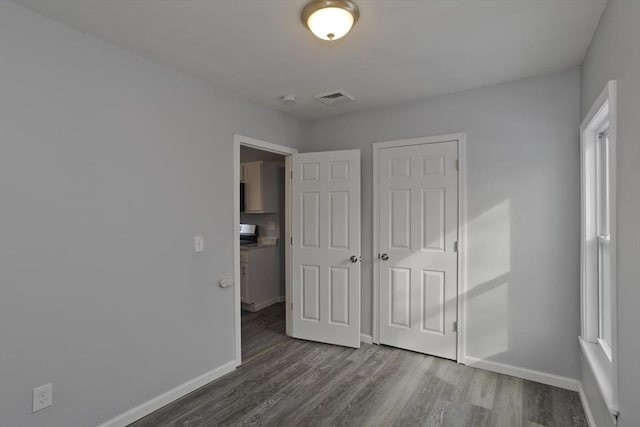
xmin=268 ymin=222 xmax=276 ymax=231
xmin=33 ymin=383 xmax=52 ymax=412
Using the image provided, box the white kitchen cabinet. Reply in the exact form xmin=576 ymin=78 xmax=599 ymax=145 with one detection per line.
xmin=240 ymin=245 xmax=281 ymax=312
xmin=240 ymin=261 xmax=249 ymax=303
xmin=241 ymin=161 xmax=278 ymax=213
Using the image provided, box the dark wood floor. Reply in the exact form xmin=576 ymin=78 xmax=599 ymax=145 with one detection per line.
xmin=241 ymin=303 xmax=287 ymax=362
xmin=131 ymin=303 xmax=587 ymax=426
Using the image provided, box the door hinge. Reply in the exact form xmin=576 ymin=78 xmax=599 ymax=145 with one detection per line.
xmin=454 ymin=241 xmax=459 ymax=252
xmin=291 ymin=171 xmax=293 ymax=179
xmin=453 ymin=321 xmax=458 ymax=333
xmin=455 ymin=159 xmax=459 ymax=171
xmin=290 ymin=236 xmax=293 ymax=245
xmin=290 ymin=302 xmax=293 ymax=311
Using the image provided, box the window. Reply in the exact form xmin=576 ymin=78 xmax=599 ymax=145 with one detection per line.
xmin=580 ymin=81 xmax=618 ymax=420
xmin=596 ymin=125 xmax=612 ymax=357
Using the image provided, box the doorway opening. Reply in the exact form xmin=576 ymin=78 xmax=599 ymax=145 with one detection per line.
xmin=233 ymin=135 xmax=297 ymax=366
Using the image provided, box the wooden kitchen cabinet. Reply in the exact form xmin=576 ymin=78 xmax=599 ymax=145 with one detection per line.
xmin=241 ymin=161 xmax=278 ymax=213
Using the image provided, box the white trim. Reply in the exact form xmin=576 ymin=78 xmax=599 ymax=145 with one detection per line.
xmin=372 ymin=144 xmax=380 ymax=344
xmin=284 ymin=155 xmax=293 ymax=337
xmin=96 ymin=361 xmax=236 ymax=427
xmin=464 ymin=356 xmax=579 ymax=392
xmin=234 ymin=138 xmax=241 ymax=367
xmin=241 ymin=296 xmax=286 ymax=313
xmin=580 ymin=337 xmax=619 ymax=418
xmin=596 ymin=338 xmax=612 ymax=362
xmin=372 ymin=133 xmax=467 ymax=364
xmin=578 ymin=382 xmax=598 ymax=427
xmin=360 ymin=334 xmax=373 ymax=344
xmin=236 ymin=135 xmax=299 ymax=157
xmin=578 ymin=81 xmax=618 ymax=416
xmin=457 ymin=134 xmax=468 ymax=364
xmin=233 ymin=134 xmax=297 ymax=366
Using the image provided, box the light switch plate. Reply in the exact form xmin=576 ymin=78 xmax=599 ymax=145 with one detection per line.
xmin=194 ymin=236 xmax=204 ymax=252
xmin=33 ymin=383 xmax=52 ymax=412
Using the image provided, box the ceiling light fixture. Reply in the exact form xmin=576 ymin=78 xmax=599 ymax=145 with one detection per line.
xmin=302 ymin=0 xmax=359 ymax=41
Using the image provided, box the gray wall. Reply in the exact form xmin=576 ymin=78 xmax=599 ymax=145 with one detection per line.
xmin=0 ymin=3 xmax=307 ymax=427
xmin=580 ymin=0 xmax=640 ymax=425
xmin=306 ymin=67 xmax=582 ymax=379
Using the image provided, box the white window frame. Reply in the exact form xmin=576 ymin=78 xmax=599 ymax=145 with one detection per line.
xmin=579 ymin=80 xmax=618 ymax=421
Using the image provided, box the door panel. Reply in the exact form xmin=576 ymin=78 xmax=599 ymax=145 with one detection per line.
xmin=329 ymin=191 xmax=349 ymax=249
xmin=390 ymin=268 xmax=411 ymax=328
xmin=329 ymin=267 xmax=349 ymax=325
xmin=422 ymin=270 xmax=445 ymax=333
xmin=301 ymin=192 xmax=320 ymax=248
xmin=302 ymin=265 xmax=320 ymax=321
xmin=292 ymin=150 xmax=361 ymax=348
xmin=378 ymin=141 xmax=458 ymax=359
xmin=390 ymin=190 xmax=411 ymax=249
xmin=422 ymin=188 xmax=446 ymax=251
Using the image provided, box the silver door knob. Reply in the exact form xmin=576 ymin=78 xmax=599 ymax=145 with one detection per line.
xmin=379 ymin=253 xmax=389 ymax=261
xmin=350 ymin=255 xmax=361 ymax=263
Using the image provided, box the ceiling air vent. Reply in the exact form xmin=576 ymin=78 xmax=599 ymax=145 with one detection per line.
xmin=314 ymin=91 xmax=355 ymax=107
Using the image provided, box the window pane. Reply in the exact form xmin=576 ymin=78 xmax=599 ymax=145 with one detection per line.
xmin=596 ymin=131 xmax=610 ymax=236
xmin=596 ymin=128 xmax=612 ymax=354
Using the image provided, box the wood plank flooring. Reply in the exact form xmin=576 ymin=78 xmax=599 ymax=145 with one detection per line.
xmin=241 ymin=303 xmax=287 ymax=362
xmin=131 ymin=303 xmax=587 ymax=427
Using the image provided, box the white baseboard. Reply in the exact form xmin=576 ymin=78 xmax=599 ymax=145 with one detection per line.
xmin=97 ymin=360 xmax=236 ymax=427
xmin=360 ymin=334 xmax=373 ymax=344
xmin=244 ymin=296 xmax=284 ymax=312
xmin=578 ymin=382 xmax=597 ymax=427
xmin=277 ymin=295 xmax=286 ymax=303
xmin=465 ymin=356 xmax=579 ymax=391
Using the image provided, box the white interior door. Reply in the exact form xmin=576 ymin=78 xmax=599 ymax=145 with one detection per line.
xmin=378 ymin=141 xmax=458 ymax=359
xmin=292 ymin=150 xmax=361 ymax=348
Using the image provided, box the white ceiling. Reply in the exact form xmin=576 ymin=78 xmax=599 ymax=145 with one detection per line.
xmin=13 ymin=0 xmax=606 ymax=120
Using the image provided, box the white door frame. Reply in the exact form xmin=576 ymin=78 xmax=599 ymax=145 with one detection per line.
xmin=372 ymin=133 xmax=468 ymax=363
xmin=233 ymin=134 xmax=297 ymax=366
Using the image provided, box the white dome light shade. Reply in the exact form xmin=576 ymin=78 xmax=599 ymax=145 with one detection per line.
xmin=307 ymin=7 xmax=354 ymax=40
xmin=302 ymin=0 xmax=359 ymax=41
